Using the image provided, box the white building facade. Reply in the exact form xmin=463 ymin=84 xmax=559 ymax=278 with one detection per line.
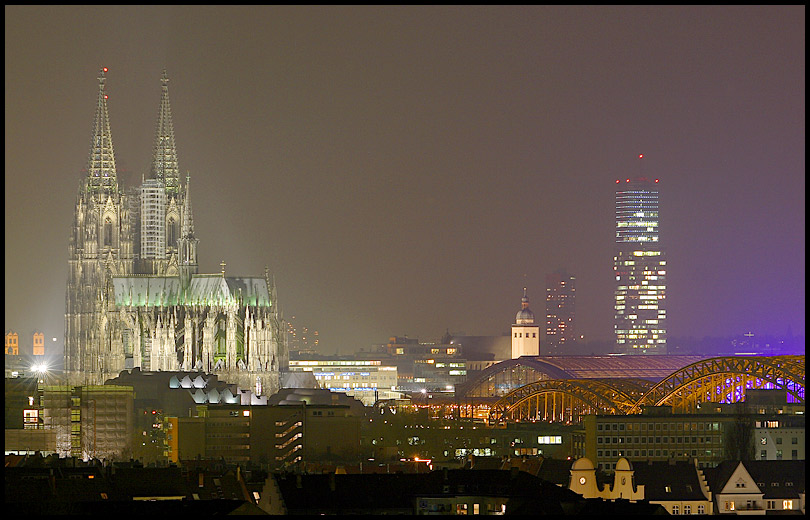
xmin=511 ymin=288 xmax=539 ymax=358
xmin=288 ymin=360 xmax=401 ymax=406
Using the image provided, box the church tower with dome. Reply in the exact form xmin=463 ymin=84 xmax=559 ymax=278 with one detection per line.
xmin=511 ymin=288 xmax=540 ymax=358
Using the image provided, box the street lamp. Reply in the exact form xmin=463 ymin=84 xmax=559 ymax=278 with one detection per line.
xmin=31 ymin=362 xmax=48 ymax=384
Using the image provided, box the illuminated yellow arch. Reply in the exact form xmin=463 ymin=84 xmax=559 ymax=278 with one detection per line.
xmin=487 ymin=356 xmax=804 ymax=425
xmin=458 ymin=357 xmax=572 ymax=398
xmin=488 ymin=378 xmax=655 ymax=426
xmin=627 ymin=355 xmax=805 ymax=414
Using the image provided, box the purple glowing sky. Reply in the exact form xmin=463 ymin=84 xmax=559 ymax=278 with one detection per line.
xmin=5 ymin=6 xmax=805 ymax=354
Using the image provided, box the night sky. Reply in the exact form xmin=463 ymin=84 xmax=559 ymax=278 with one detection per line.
xmin=5 ymin=6 xmax=805 ymax=356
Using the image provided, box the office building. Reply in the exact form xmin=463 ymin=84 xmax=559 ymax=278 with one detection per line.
xmin=287 ymin=359 xmax=400 ymax=405
xmin=378 ymin=336 xmax=467 ymax=391
xmin=614 ymin=170 xmax=667 ymax=354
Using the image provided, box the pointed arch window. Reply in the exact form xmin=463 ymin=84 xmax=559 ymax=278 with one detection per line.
xmin=215 ymin=314 xmax=227 ymax=359
xmin=104 ymin=216 xmax=113 ymax=247
xmin=167 ymin=217 xmax=178 ymax=248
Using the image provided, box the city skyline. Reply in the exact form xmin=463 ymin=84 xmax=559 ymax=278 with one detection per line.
xmin=5 ymin=6 xmax=805 ymax=354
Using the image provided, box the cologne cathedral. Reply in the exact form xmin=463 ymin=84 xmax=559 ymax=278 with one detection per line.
xmin=64 ymin=68 xmax=288 ymax=395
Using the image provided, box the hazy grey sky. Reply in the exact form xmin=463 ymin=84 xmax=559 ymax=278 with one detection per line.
xmin=5 ymin=6 xmax=805 ymax=354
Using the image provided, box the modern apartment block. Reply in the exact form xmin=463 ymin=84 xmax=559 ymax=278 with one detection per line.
xmin=165 ymin=389 xmax=364 ymax=469
xmin=545 ymin=270 xmax=576 ymax=355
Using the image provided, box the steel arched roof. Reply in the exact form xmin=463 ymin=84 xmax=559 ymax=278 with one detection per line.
xmin=457 ymin=355 xmax=707 ymax=398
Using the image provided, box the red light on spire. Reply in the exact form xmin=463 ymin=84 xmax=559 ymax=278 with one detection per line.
xmin=103 ymin=67 xmax=108 ymax=72
xmin=104 ymin=95 xmax=108 ymax=99
xmin=616 ymin=179 xmax=620 ymax=184
xmin=626 ymin=179 xmax=630 ymax=183
xmin=638 ymin=154 xmax=644 ymax=159
xmin=655 ymin=179 xmax=659 ymax=183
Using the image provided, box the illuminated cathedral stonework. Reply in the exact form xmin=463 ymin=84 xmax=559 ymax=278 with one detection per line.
xmin=64 ymin=68 xmax=288 ymax=394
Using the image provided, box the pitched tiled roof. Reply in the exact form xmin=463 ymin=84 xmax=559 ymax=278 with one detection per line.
xmin=113 ymin=275 xmax=272 ymax=307
xmin=535 ymin=457 xmax=575 ymax=486
xmin=273 ymin=469 xmax=583 ymax=514
xmin=631 ymin=459 xmax=708 ymax=501
xmin=743 ymin=460 xmax=805 ymax=499
xmin=704 ymin=460 xmax=805 ymax=499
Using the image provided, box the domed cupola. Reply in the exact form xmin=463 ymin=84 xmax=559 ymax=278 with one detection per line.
xmin=515 ymin=287 xmax=535 ymax=325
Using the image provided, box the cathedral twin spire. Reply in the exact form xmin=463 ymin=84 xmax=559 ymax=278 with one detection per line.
xmin=85 ymin=67 xmax=184 ymax=195
xmin=86 ymin=67 xmax=117 ymax=193
xmin=150 ymin=69 xmax=181 ymax=193
xmin=84 ymin=67 xmax=196 ymax=271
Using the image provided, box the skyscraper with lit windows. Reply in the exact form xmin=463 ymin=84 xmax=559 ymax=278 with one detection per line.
xmin=614 ymin=168 xmax=667 ymax=354
xmin=545 ymin=269 xmax=575 ymax=355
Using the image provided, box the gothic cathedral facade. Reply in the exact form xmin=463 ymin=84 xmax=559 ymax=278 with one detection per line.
xmin=64 ymin=68 xmax=288 ymax=395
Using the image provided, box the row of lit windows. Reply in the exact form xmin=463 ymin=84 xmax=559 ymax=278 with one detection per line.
xmin=617 ymin=220 xmax=658 ymax=226
xmin=291 ymin=360 xmax=382 ymax=366
xmin=616 ymin=285 xmax=665 ymax=291
xmin=599 ymin=422 xmax=720 ymax=431
xmin=616 ymin=237 xmax=659 ymax=242
xmin=760 ymin=450 xmax=801 ymax=461
xmin=318 ymin=381 xmax=384 ymax=389
xmin=759 ymin=436 xmax=800 ymax=445
xmin=599 ymin=436 xmax=721 ymax=446
xmin=599 ymin=448 xmax=717 ymax=461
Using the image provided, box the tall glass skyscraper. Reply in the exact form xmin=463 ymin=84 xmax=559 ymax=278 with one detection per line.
xmin=614 ymin=173 xmax=667 ymax=354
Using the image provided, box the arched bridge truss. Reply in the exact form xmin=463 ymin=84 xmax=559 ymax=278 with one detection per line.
xmin=627 ymin=355 xmax=805 ymax=414
xmin=488 ymin=356 xmax=804 ymax=426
